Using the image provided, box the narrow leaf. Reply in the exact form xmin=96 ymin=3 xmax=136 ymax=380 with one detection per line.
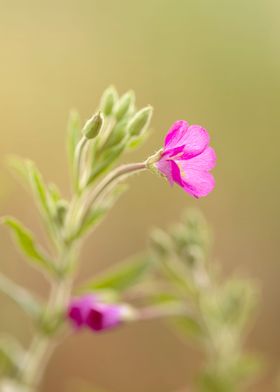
xmin=73 ymin=207 xmax=107 ymax=240
xmin=0 ymin=339 xmax=24 ymax=377
xmin=7 ymin=158 xmax=56 ymax=228
xmin=6 ymin=156 xmax=30 ymax=188
xmin=48 ymin=183 xmax=62 ymax=203
xmin=87 ymin=143 xmax=126 ymax=186
xmin=170 ymin=316 xmax=205 ymax=341
xmin=72 ymin=184 xmax=128 ymax=242
xmin=0 ymin=274 xmax=41 ymax=318
xmin=127 ymin=131 xmax=149 ymax=150
xmin=82 ymin=255 xmax=152 ymax=293
xmin=26 ymin=161 xmax=53 ymax=219
xmin=3 ymin=217 xmax=54 ymax=274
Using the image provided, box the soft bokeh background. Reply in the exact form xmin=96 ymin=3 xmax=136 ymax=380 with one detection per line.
xmin=0 ymin=1 xmax=280 ymax=391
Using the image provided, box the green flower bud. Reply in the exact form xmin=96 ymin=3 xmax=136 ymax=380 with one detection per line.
xmin=55 ymin=200 xmax=69 ymax=226
xmin=114 ymin=91 xmax=135 ymax=120
xmin=82 ymin=112 xmax=103 ymax=139
xmin=127 ymin=106 xmax=153 ymax=137
xmin=100 ymin=86 xmax=118 ymax=116
xmin=105 ymin=120 xmax=128 ymax=149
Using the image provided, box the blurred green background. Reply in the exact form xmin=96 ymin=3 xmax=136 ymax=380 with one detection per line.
xmin=0 ymin=0 xmax=280 ymax=391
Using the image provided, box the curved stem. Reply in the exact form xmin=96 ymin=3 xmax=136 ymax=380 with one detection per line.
xmin=74 ymin=136 xmax=88 ymax=192
xmin=80 ymin=161 xmax=147 ymax=224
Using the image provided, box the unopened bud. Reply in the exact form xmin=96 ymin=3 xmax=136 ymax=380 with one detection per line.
xmin=114 ymin=91 xmax=135 ymax=120
xmin=127 ymin=106 xmax=153 ymax=137
xmin=82 ymin=112 xmax=103 ymax=139
xmin=100 ymin=86 xmax=118 ymax=116
xmin=67 ymin=295 xmax=135 ymax=332
xmin=55 ymin=200 xmax=69 ymax=226
xmin=105 ymin=120 xmax=128 ymax=149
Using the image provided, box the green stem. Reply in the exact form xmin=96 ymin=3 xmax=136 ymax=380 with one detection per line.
xmin=138 ymin=304 xmax=192 ymax=320
xmin=80 ymin=161 xmax=147 ymax=224
xmin=18 ymin=249 xmax=75 ymax=390
xmin=74 ymin=136 xmax=88 ymax=192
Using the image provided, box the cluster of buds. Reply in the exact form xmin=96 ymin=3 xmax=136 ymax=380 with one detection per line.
xmin=74 ymin=86 xmax=153 ymax=191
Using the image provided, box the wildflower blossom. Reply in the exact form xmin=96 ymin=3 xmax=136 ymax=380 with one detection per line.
xmin=67 ymin=295 xmax=96 ymax=329
xmin=154 ymin=120 xmax=216 ymax=198
xmin=86 ymin=303 xmax=123 ymax=332
xmin=67 ymin=295 xmax=128 ymax=332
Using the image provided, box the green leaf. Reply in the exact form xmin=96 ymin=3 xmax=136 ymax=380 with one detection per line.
xmin=7 ymin=157 xmax=56 ymax=226
xmin=0 ymin=335 xmax=25 ymax=377
xmin=220 ymin=279 xmax=258 ymax=330
xmin=73 ymin=207 xmax=107 ymax=240
xmin=149 ymin=292 xmax=182 ymax=305
xmin=170 ymin=315 xmax=205 ymax=342
xmin=26 ymin=161 xmax=53 ymax=219
xmin=70 ymin=183 xmax=128 ymax=242
xmin=229 ymin=354 xmax=263 ymax=387
xmin=82 ymin=255 xmax=152 ymax=293
xmin=3 ymin=217 xmax=54 ymax=275
xmin=87 ymin=143 xmax=126 ymax=186
xmin=198 ymin=369 xmax=234 ymax=392
xmin=0 ymin=274 xmax=41 ymax=318
xmin=127 ymin=131 xmax=149 ymax=150
xmin=48 ymin=183 xmax=62 ymax=204
xmin=6 ymin=156 xmax=30 ymax=188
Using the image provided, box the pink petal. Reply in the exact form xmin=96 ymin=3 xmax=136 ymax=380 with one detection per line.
xmin=156 ymin=159 xmax=183 ymax=186
xmin=180 ymin=125 xmax=210 ymax=158
xmin=164 ymin=120 xmax=189 ymax=149
xmin=179 ymin=147 xmax=216 ymax=171
xmin=170 ymin=160 xmax=184 ymax=186
xmin=86 ymin=303 xmax=122 ymax=332
xmin=182 ymin=170 xmax=215 ymax=198
xmin=67 ymin=295 xmax=97 ymax=329
xmin=156 ymin=159 xmax=174 ymax=185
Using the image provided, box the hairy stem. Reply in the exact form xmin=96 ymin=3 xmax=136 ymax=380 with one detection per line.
xmin=80 ymin=161 xmax=147 ymax=224
xmin=18 ymin=248 xmax=75 ymax=390
xmin=74 ymin=136 xmax=88 ymax=192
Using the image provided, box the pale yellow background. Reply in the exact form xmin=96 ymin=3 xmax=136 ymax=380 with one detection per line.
xmin=0 ymin=1 xmax=279 ymax=391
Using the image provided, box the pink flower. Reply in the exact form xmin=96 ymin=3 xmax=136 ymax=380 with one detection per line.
xmin=67 ymin=295 xmax=96 ymax=329
xmin=86 ymin=303 xmax=123 ymax=332
xmin=67 ymin=295 xmax=127 ymax=333
xmin=155 ymin=120 xmax=216 ymax=198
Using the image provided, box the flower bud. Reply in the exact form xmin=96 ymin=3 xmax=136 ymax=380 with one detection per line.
xmin=82 ymin=112 xmax=103 ymax=139
xmin=67 ymin=295 xmax=96 ymax=329
xmin=100 ymin=86 xmax=118 ymax=116
xmin=105 ymin=120 xmax=128 ymax=149
xmin=86 ymin=303 xmax=123 ymax=332
xmin=67 ymin=295 xmax=134 ymax=332
xmin=127 ymin=106 xmax=153 ymax=137
xmin=55 ymin=200 xmax=69 ymax=227
xmin=114 ymin=91 xmax=135 ymax=120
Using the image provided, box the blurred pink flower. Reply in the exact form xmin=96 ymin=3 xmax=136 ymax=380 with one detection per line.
xmin=86 ymin=303 xmax=123 ymax=332
xmin=67 ymin=295 xmax=96 ymax=329
xmin=67 ymin=295 xmax=124 ymax=332
xmin=156 ymin=120 xmax=216 ymax=198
